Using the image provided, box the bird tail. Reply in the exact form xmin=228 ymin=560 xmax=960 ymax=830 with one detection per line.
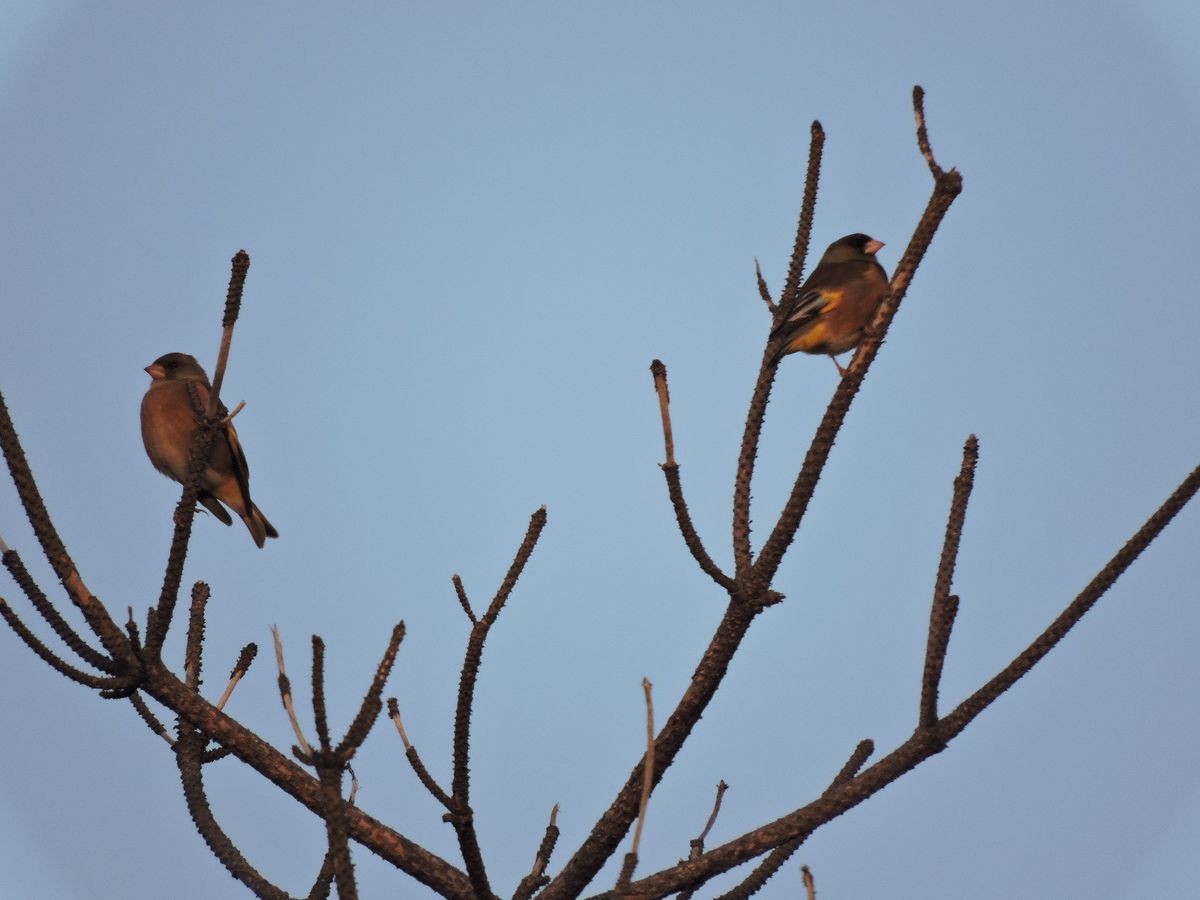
xmin=241 ymin=505 xmax=279 ymax=549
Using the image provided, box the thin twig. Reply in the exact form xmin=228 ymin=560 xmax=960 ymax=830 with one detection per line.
xmin=677 ymin=780 xmax=729 ymax=900
xmin=823 ymin=739 xmax=875 ymax=795
xmin=337 ymin=622 xmax=405 ymax=758
xmin=651 ymin=360 xmax=736 ymax=592
xmin=912 ymin=86 xmax=944 ymax=178
xmin=207 ymin=249 xmax=250 ymax=417
xmin=312 ymin=636 xmax=331 ymax=752
xmin=616 ymin=678 xmax=655 ymax=890
xmin=753 ymin=258 xmax=775 ymax=314
xmin=692 ymin=780 xmax=728 ymax=857
xmin=632 ymin=678 xmax=655 ymax=856
xmin=452 ymin=574 xmax=477 ymax=623
xmin=216 ymin=643 xmax=258 ymax=711
xmin=933 ymin=435 xmax=978 ymax=605
xmin=272 ymin=625 xmax=313 ymax=757
xmin=919 ymin=435 xmax=977 ymax=728
xmin=651 ymin=360 xmax=675 ymax=467
xmin=387 ymin=697 xmax=453 ymax=809
xmin=778 ymin=120 xmax=826 ymax=314
xmin=802 ymin=865 xmax=816 ymax=900
xmin=219 ymin=400 xmax=246 ymax=427
xmin=184 ymin=581 xmax=211 ymax=691
xmin=129 ymin=691 xmax=174 ymax=746
xmin=513 ymin=804 xmax=561 ymax=900
xmin=920 ymin=594 xmax=961 ymax=731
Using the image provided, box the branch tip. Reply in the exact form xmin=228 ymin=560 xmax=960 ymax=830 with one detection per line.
xmin=452 ymin=574 xmax=476 ymax=623
xmin=630 ymin=677 xmax=656 ymax=860
xmin=802 ymin=864 xmax=816 ymax=900
xmin=271 ymin=625 xmax=313 ymax=756
xmin=754 ymin=257 xmax=776 ymax=312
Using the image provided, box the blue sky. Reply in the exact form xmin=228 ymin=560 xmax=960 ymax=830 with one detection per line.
xmin=1 ymin=2 xmax=1198 ymax=898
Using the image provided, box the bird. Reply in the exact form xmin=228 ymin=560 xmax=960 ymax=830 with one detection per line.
xmin=768 ymin=233 xmax=890 ymax=375
xmin=140 ymin=352 xmax=278 ymax=548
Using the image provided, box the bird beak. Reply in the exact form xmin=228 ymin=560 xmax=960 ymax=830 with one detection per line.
xmin=865 ymin=239 xmax=885 ymax=255
xmin=145 ymin=363 xmax=166 ymax=380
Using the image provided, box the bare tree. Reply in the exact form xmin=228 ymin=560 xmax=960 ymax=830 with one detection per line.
xmin=2 ymin=86 xmax=1196 ymax=899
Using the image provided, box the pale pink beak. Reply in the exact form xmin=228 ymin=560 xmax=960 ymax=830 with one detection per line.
xmin=145 ymin=363 xmax=166 ymax=380
xmin=865 ymin=239 xmax=885 ymax=255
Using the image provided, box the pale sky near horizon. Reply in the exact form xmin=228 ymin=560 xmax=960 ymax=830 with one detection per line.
xmin=1 ymin=3 xmax=1199 ymax=898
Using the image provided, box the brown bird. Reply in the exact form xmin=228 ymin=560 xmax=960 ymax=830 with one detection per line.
xmin=768 ymin=233 xmax=890 ymax=375
xmin=140 ymin=352 xmax=278 ymax=548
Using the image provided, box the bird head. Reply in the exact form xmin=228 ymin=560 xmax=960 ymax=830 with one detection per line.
xmin=145 ymin=352 xmax=207 ymax=383
xmin=821 ymin=233 xmax=885 ymax=263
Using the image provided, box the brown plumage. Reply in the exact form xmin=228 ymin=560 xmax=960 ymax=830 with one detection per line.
xmin=768 ymin=233 xmax=890 ymax=375
xmin=140 ymin=352 xmax=278 ymax=548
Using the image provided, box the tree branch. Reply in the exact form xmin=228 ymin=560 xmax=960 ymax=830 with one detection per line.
xmin=512 ymin=804 xmax=560 ymax=900
xmin=451 ymin=507 xmax=547 ymax=899
xmin=388 ymin=697 xmax=454 ymax=809
xmin=337 ymin=622 xmax=405 ymax=758
xmin=615 ymin=678 xmax=656 ymax=891
xmin=919 ymin=435 xmax=976 ymax=727
xmin=677 ymin=780 xmax=728 ymax=900
xmin=540 ymin=600 xmax=765 ymax=900
xmin=1 ymin=547 xmax=115 ymax=672
xmin=206 ymin=249 xmax=250 ymax=417
xmin=650 ymin=360 xmax=736 ymax=592
xmin=0 ymin=597 xmax=135 ymax=690
xmin=731 ymin=121 xmax=825 ymax=580
xmin=176 ymin=727 xmax=297 ymax=900
xmin=606 ymin=463 xmax=1200 ymax=897
xmin=0 ymin=392 xmax=136 ymax=667
xmin=144 ymin=667 xmax=476 ymax=897
xmin=184 ymin=581 xmax=211 ymax=691
xmin=749 ymin=88 xmax=962 ymax=597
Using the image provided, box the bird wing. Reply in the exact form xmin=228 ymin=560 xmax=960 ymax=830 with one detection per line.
xmin=770 ymin=288 xmax=842 ymax=340
xmin=221 ymin=420 xmax=256 ymax=514
xmin=193 ymin=375 xmax=255 ymax=514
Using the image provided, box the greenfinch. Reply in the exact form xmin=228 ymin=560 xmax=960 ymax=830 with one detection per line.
xmin=140 ymin=352 xmax=278 ymax=548
xmin=768 ymin=233 xmax=890 ymax=375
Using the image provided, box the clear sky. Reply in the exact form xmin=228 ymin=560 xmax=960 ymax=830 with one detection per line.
xmin=1 ymin=2 xmax=1198 ymax=898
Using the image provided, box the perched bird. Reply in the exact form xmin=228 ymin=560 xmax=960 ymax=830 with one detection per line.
xmin=140 ymin=352 xmax=278 ymax=548
xmin=768 ymin=233 xmax=890 ymax=375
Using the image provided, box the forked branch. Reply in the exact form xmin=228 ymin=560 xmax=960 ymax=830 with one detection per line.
xmin=612 ymin=462 xmax=1200 ymax=898
xmin=748 ymin=87 xmax=962 ymax=597
xmin=449 ymin=507 xmax=547 ymax=899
